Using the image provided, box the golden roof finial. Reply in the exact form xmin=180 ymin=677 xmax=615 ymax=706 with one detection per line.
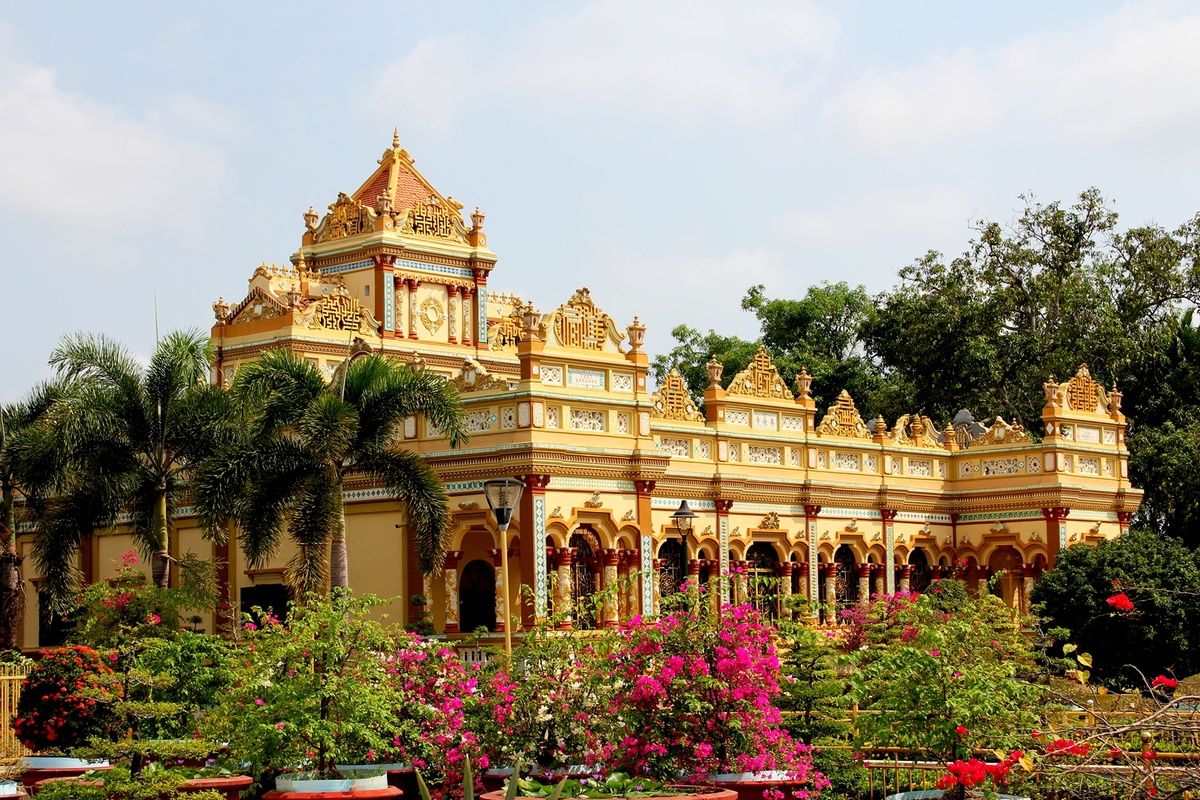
xmin=392 ymin=126 xmax=400 ymax=149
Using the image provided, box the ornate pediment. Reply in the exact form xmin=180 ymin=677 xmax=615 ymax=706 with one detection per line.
xmin=651 ymin=369 xmax=704 ymax=422
xmin=888 ymin=414 xmax=942 ymax=448
xmin=314 ymin=193 xmax=377 ymax=243
xmin=725 ymin=346 xmax=790 ymax=400
xmin=1058 ymin=364 xmax=1111 ymax=414
xmin=543 ymin=288 xmax=626 ymax=352
xmin=970 ymin=416 xmax=1031 ymax=448
xmin=815 ymin=390 xmax=871 ymax=439
xmin=301 ymin=291 xmax=380 ymax=335
xmin=398 ymin=196 xmax=468 ymax=243
xmin=758 ymin=511 xmax=782 ymax=530
xmin=450 ymin=359 xmax=512 ymax=393
xmin=226 ymin=285 xmax=288 ymax=325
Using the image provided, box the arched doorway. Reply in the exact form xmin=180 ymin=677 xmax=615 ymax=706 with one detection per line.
xmin=746 ymin=542 xmax=780 ymax=618
xmin=458 ymin=559 xmax=496 ymax=633
xmin=834 ymin=544 xmax=858 ymax=606
xmin=658 ymin=538 xmax=686 ymax=596
xmin=570 ymin=531 xmax=599 ymax=629
xmin=908 ymin=548 xmax=931 ymax=593
xmin=988 ymin=547 xmax=1024 ymax=609
xmin=790 ymin=554 xmax=803 ymax=597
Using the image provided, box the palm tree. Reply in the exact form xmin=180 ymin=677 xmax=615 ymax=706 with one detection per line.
xmin=195 ymin=349 xmax=466 ymax=596
xmin=21 ymin=330 xmax=236 ymax=606
xmin=0 ymin=383 xmax=63 ymax=649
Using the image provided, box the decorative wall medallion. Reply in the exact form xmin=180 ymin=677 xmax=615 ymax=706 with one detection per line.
xmin=419 ymin=297 xmax=446 ymax=334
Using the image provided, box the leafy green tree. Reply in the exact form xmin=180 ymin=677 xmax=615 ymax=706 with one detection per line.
xmin=195 ymin=350 xmax=466 ymax=595
xmin=12 ymin=331 xmax=235 ymax=609
xmin=0 ymin=382 xmax=62 ymax=649
xmin=650 ymin=325 xmax=758 ymax=408
xmin=1032 ymin=528 xmax=1200 ymax=688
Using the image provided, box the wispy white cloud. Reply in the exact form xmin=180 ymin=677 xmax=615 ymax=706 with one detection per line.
xmin=364 ymin=0 xmax=840 ymax=130
xmin=821 ymin=2 xmax=1200 ymax=156
xmin=0 ymin=28 xmax=230 ymax=227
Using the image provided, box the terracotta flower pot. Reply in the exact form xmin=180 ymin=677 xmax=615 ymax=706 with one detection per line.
xmin=180 ymin=775 xmax=255 ymax=800
xmin=706 ymin=771 xmax=819 ymax=800
xmin=19 ymin=758 xmax=111 ymax=792
xmin=262 ymin=790 xmax=402 ymax=799
xmin=482 ymin=788 xmax=737 ymax=800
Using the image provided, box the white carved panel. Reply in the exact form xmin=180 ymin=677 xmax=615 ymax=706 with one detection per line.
xmin=697 ymin=440 xmax=712 ymax=460
xmin=1103 ymin=429 xmax=1117 ymax=445
xmin=403 ymin=416 xmax=416 ymax=439
xmin=546 ymin=406 xmax=560 ymax=429
xmin=540 ymin=365 xmax=564 ymax=386
xmin=1103 ymin=459 xmax=1114 ymax=477
xmin=719 ymin=440 xmax=729 ymax=461
xmin=1077 ymin=456 xmax=1100 ymax=475
xmin=570 ymin=409 xmax=605 ymax=431
xmin=753 ymin=411 xmax=778 ymax=430
xmin=982 ymin=457 xmax=1021 ymax=476
xmin=725 ymin=409 xmax=750 ymax=425
xmin=865 ymin=454 xmax=878 ymax=473
xmin=1076 ymin=426 xmax=1100 ymax=443
xmin=568 ymin=367 xmax=606 ymax=389
xmin=501 ymin=407 xmax=517 ymax=430
xmin=781 ymin=415 xmax=805 ymax=432
xmin=638 ymin=411 xmax=650 ymax=436
xmin=466 ymin=410 xmax=493 ymax=433
xmin=729 ymin=443 xmax=740 ymax=461
xmin=616 ymin=413 xmax=631 ymax=434
xmin=659 ymin=437 xmax=691 ymax=457
xmin=612 ymin=373 xmax=634 ymax=392
xmin=1044 ymin=453 xmax=1055 ymax=472
xmin=816 ymin=450 xmax=827 ymax=469
xmin=909 ymin=459 xmax=933 ymax=477
xmin=936 ymin=460 xmax=946 ymax=477
xmin=959 ymin=460 xmax=980 ymax=478
xmin=748 ymin=445 xmax=783 ymax=465
xmin=833 ymin=451 xmax=860 ymax=471
xmin=1027 ymin=455 xmax=1041 ymax=473
xmin=788 ymin=448 xmax=800 ymax=466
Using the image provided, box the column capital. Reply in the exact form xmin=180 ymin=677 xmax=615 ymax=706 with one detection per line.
xmin=856 ymin=563 xmax=872 ymax=578
xmin=634 ymin=479 xmax=656 ymax=496
xmin=556 ymin=547 xmax=574 ymax=566
xmin=444 ymin=550 xmax=462 ymax=569
xmin=602 ymin=548 xmax=620 ymax=567
xmin=715 ymin=498 xmax=734 ymax=514
xmin=778 ymin=562 xmax=794 ymax=577
xmin=804 ymin=504 xmax=822 ymax=518
xmin=523 ymin=474 xmax=552 ymax=491
xmin=1117 ymin=511 xmax=1133 ymax=526
xmin=1042 ymin=507 xmax=1070 ymax=521
xmin=880 ymin=509 xmax=898 ymax=522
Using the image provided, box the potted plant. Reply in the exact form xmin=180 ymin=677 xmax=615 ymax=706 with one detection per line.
xmin=608 ymin=594 xmax=828 ymax=800
xmin=13 ymin=645 xmax=116 ymax=790
xmin=475 ymin=615 xmax=621 ymax=788
xmin=207 ymin=592 xmax=402 ymax=798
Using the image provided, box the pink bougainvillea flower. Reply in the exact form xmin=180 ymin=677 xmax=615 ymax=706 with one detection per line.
xmin=1105 ymin=593 xmax=1134 ymax=612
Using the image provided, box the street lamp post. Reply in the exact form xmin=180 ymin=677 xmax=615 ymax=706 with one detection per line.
xmin=670 ymin=500 xmax=696 ymax=591
xmin=483 ymin=477 xmax=525 ymax=660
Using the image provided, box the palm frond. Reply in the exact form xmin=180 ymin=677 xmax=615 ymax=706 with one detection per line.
xmin=299 ymin=393 xmax=359 ymax=466
xmin=145 ymin=329 xmax=212 ymax=443
xmin=357 ymin=448 xmax=451 ymax=575
xmin=355 ymin=362 xmax=468 ymax=450
xmin=282 ymin=476 xmax=341 ymax=595
xmin=232 ymin=349 xmax=325 ymax=430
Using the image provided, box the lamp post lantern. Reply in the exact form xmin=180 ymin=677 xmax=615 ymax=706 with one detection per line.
xmin=483 ymin=477 xmax=525 ymax=660
xmin=670 ymin=499 xmax=696 ymax=569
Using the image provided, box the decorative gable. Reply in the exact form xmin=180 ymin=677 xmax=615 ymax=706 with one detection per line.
xmin=1059 ymin=364 xmax=1111 ymax=414
xmin=542 ymin=288 xmax=626 ymax=353
xmin=815 ymin=390 xmax=871 ymax=439
xmin=888 ymin=414 xmax=943 ymax=448
xmin=300 ymin=292 xmax=380 ymax=335
xmin=725 ymin=346 xmax=790 ymax=400
xmin=971 ymin=416 xmax=1031 ymax=448
xmin=651 ymin=369 xmax=704 ymax=422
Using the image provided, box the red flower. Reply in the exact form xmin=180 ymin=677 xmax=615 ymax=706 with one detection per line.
xmin=955 ymin=725 xmax=969 ymax=736
xmin=1106 ymin=593 xmax=1134 ymax=612
xmin=1150 ymin=675 xmax=1178 ymax=690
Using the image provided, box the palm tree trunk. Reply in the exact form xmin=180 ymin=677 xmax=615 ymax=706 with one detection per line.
xmin=0 ymin=483 xmax=22 ymax=651
xmin=151 ymin=491 xmax=170 ymax=589
xmin=329 ymin=504 xmax=349 ymax=591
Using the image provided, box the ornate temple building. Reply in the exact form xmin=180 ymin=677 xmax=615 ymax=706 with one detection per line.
xmin=18 ymin=133 xmax=1142 ymax=647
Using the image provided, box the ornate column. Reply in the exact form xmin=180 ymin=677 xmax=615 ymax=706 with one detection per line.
xmin=805 ymin=505 xmax=821 ymax=620
xmin=490 ymin=548 xmax=506 ymax=633
xmin=881 ymin=509 xmax=898 ymax=593
xmin=443 ymin=551 xmax=461 ymax=634
xmin=373 ymin=254 xmax=395 ymax=334
xmin=620 ymin=549 xmax=638 ymax=622
xmin=872 ymin=564 xmax=885 ymax=599
xmin=635 ymin=480 xmax=656 ymax=617
xmin=407 ymin=278 xmax=421 ymax=339
xmin=461 ymin=288 xmax=473 ymax=346
xmin=733 ymin=561 xmax=748 ymax=606
xmin=556 ymin=547 xmax=574 ymax=631
xmin=652 ymin=558 xmax=664 ymax=616
xmin=856 ymin=564 xmax=871 ymax=608
xmin=395 ymin=277 xmax=408 ymax=340
xmin=1020 ymin=564 xmax=1036 ymax=614
xmin=716 ymin=499 xmax=733 ymax=603
xmin=687 ymin=558 xmax=702 ymax=601
xmin=446 ymin=285 xmax=459 ymax=344
xmin=778 ymin=562 xmax=794 ymax=619
xmin=976 ymin=565 xmax=991 ymax=596
xmin=1043 ymin=507 xmax=1070 ymax=566
xmin=796 ymin=562 xmax=809 ymax=601
xmin=898 ymin=564 xmax=912 ymax=593
xmin=522 ymin=473 xmax=552 ymax=625
xmin=822 ymin=564 xmax=838 ymax=621
xmin=602 ymin=549 xmax=620 ymax=628
xmin=616 ymin=550 xmax=630 ymax=621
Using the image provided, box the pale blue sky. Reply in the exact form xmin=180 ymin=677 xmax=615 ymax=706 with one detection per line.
xmin=3 ymin=1 xmax=1198 ymax=395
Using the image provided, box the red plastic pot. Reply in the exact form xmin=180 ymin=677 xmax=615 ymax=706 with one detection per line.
xmin=180 ymin=775 xmax=255 ymax=799
xmin=22 ymin=765 xmax=111 ymax=793
xmin=705 ymin=775 xmax=813 ymax=800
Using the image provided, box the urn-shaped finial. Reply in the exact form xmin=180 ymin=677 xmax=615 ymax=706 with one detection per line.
xmin=626 ymin=316 xmax=647 ymax=351
xmin=705 ymin=356 xmax=724 ymax=387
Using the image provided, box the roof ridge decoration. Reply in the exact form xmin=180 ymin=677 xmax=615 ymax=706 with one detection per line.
xmin=970 ymin=415 xmax=1031 ymax=448
xmin=651 ymin=369 xmax=704 ymax=422
xmin=451 ymin=358 xmax=511 ymax=393
xmin=314 ymin=192 xmax=377 ymax=243
xmin=226 ymin=285 xmax=288 ymax=324
xmin=543 ymin=287 xmax=627 ymax=353
xmin=815 ymin=390 xmax=871 ymax=439
xmin=300 ymin=291 xmax=380 ymax=335
xmin=888 ymin=413 xmax=942 ymax=448
xmin=1057 ymin=363 xmax=1112 ymax=414
xmin=725 ymin=345 xmax=790 ymax=400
